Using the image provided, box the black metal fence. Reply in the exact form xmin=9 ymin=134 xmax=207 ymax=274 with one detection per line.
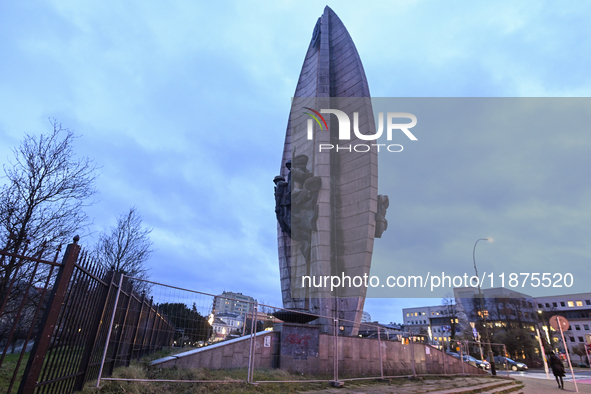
xmin=0 ymin=237 xmax=174 ymax=394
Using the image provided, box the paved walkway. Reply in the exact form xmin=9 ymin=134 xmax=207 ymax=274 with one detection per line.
xmin=298 ymin=376 xmax=514 ymax=393
xmin=297 ymin=374 xmax=591 ymax=393
xmin=519 ymin=376 xmax=591 ymax=394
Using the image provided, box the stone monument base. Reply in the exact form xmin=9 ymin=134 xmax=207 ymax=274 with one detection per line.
xmin=151 ymin=329 xmax=486 ymax=378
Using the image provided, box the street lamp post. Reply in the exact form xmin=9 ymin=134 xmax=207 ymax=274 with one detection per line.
xmin=537 ymin=310 xmax=551 ymax=348
xmin=473 ymin=238 xmax=496 ymax=375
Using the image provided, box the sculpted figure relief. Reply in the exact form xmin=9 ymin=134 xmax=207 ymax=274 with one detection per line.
xmin=375 ymin=194 xmax=389 ymax=238
xmin=274 ymin=154 xmax=321 ymax=262
xmin=274 ymin=172 xmax=291 ymax=236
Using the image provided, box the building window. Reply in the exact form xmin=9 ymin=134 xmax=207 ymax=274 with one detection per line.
xmin=569 ymin=337 xmax=576 ymax=342
xmin=561 ymin=302 xmax=566 ymax=307
xmin=584 ymin=325 xmax=589 ymax=330
xmin=422 ymin=312 xmax=426 ymax=315
xmin=579 ymin=337 xmax=585 ymax=342
xmin=406 ymin=313 xmax=409 ymax=317
xmin=576 ymin=301 xmax=583 ymax=307
xmin=545 ymin=303 xmax=550 ymax=308
xmin=431 ymin=311 xmax=435 ymax=315
xmin=568 ymin=301 xmax=574 ymax=307
xmin=538 ymin=303 xmax=543 ymax=308
xmin=586 ymin=300 xmax=591 ymax=306
xmin=575 ymin=325 xmax=581 ymax=331
xmin=553 ymin=302 xmax=558 ymax=308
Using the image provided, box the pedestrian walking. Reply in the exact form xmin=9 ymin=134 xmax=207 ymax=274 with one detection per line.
xmin=548 ymin=352 xmax=566 ymax=389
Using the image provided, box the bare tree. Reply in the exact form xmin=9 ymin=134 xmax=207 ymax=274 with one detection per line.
xmin=572 ymin=343 xmax=587 ymax=365
xmin=94 ymin=207 xmax=153 ymax=288
xmin=0 ymin=120 xmax=97 ymax=297
xmin=442 ymin=294 xmax=459 ymax=340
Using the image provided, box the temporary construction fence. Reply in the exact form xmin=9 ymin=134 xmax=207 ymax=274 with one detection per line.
xmin=0 ymin=238 xmax=172 ymax=394
xmin=455 ymin=339 xmax=510 ymax=378
xmin=98 ymin=276 xmax=489 ymax=388
xmin=97 ymin=277 xmax=256 ymax=386
xmin=1 ymin=241 xmax=493 ymax=393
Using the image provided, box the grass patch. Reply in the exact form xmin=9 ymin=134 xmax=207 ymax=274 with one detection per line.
xmin=0 ymin=352 xmax=29 ymax=393
xmin=84 ymin=367 xmax=498 ymax=394
xmin=84 ymin=367 xmax=329 ymax=394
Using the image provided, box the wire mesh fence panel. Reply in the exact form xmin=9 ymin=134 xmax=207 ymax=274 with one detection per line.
xmin=450 ymin=340 xmax=509 ymax=376
xmin=99 ymin=276 xmax=257 ymax=385
xmin=334 ymin=320 xmax=385 ymax=381
xmin=90 ymin=277 xmax=495 ymax=389
xmin=250 ymin=303 xmax=329 ymax=384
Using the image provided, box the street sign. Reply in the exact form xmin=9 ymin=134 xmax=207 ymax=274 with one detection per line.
xmin=549 ymin=315 xmax=569 ymax=332
xmin=550 ymin=315 xmax=579 ymax=393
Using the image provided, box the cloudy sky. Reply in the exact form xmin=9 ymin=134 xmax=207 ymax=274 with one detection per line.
xmin=1 ymin=1 xmax=590 ymax=324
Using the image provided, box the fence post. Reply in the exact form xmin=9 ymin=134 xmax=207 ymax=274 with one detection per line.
xmin=503 ymin=344 xmax=509 ymax=378
xmin=459 ymin=340 xmax=465 ymax=375
xmin=377 ymin=325 xmax=384 ymax=379
xmin=410 ymin=333 xmax=417 ymax=377
xmin=250 ymin=302 xmax=259 ymax=382
xmin=17 ymin=236 xmax=80 ymax=394
xmin=247 ymin=304 xmax=256 ymax=383
xmin=334 ymin=318 xmax=339 ymax=382
xmin=108 ymin=277 xmax=133 ymax=375
xmin=442 ymin=342 xmax=447 ymax=375
xmin=96 ymin=273 xmax=123 ymax=387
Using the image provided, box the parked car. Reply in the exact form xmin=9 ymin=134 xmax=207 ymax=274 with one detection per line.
xmin=490 ymin=356 xmax=528 ymax=371
xmin=462 ymin=355 xmax=490 ymax=370
xmin=445 ymin=352 xmax=490 ymax=370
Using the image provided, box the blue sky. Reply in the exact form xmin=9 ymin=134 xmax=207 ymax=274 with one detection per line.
xmin=1 ymin=1 xmax=590 ymax=324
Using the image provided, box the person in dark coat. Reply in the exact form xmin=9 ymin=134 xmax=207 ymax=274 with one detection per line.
xmin=548 ymin=352 xmax=566 ymax=389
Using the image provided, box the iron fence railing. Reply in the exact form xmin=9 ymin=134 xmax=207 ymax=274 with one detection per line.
xmin=0 ymin=238 xmax=173 ymax=394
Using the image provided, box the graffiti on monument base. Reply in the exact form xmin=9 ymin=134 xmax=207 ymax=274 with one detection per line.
xmin=281 ymin=329 xmax=319 ymax=360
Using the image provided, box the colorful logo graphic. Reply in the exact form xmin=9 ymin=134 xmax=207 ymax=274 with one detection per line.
xmin=303 ymin=107 xmax=328 ymax=131
xmin=302 ymin=107 xmax=418 ymax=153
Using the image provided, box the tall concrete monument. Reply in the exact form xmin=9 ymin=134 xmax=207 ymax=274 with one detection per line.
xmin=274 ymin=6 xmax=385 ymax=334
